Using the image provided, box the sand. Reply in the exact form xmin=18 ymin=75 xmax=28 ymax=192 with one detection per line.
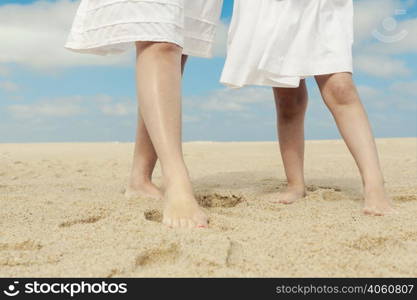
xmin=0 ymin=138 xmax=416 ymax=277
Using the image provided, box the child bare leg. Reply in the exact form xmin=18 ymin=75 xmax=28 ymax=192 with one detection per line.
xmin=315 ymin=73 xmax=394 ymax=216
xmin=135 ymin=41 xmax=207 ymax=228
xmin=273 ymin=80 xmax=308 ymax=204
xmin=126 ymin=56 xmax=188 ymax=200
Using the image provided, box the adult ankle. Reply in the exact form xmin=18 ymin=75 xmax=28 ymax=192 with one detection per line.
xmin=129 ymin=174 xmax=153 ymax=186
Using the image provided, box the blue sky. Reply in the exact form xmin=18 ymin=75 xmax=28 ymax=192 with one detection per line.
xmin=0 ymin=0 xmax=416 ymax=143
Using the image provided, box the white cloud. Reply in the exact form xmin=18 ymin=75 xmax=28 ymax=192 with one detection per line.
xmin=194 ymin=87 xmax=273 ymax=112
xmin=0 ymin=65 xmax=10 ymax=77
xmin=7 ymin=97 xmax=85 ymax=118
xmin=351 ymin=0 xmax=417 ymax=77
xmin=353 ymin=54 xmax=411 ymax=77
xmin=354 ymin=0 xmax=417 ymax=55
xmin=357 ymin=83 xmax=417 ymax=112
xmin=0 ymin=80 xmax=19 ymax=92
xmin=353 ymin=0 xmax=399 ymax=44
xmin=183 ymin=114 xmax=201 ymax=123
xmin=201 ymin=100 xmax=245 ymax=112
xmin=5 ymin=94 xmax=140 ymax=118
xmin=394 ymin=99 xmax=417 ymax=111
xmin=357 ymin=85 xmax=381 ymax=99
xmin=0 ymin=0 xmax=132 ymax=70
xmin=0 ymin=0 xmax=228 ymax=71
xmin=390 ymin=80 xmax=417 ymax=97
xmin=376 ymin=18 xmax=417 ymax=54
xmin=100 ymin=101 xmax=136 ymax=116
xmin=91 ymin=94 xmax=114 ymax=104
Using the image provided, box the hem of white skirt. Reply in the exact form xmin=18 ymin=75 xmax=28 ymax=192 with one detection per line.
xmin=260 ymin=57 xmax=353 ymax=78
xmin=220 ymin=79 xmax=301 ymax=89
xmin=220 ymin=68 xmax=353 ymax=89
xmin=183 ymin=47 xmax=212 ymax=58
xmin=65 ymin=35 xmax=213 ymax=58
xmin=65 ymin=36 xmax=181 ymax=55
xmin=72 ymin=20 xmax=183 ymax=34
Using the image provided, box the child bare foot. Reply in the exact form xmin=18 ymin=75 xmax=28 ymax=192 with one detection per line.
xmin=162 ymin=186 xmax=208 ymax=229
xmin=363 ymin=186 xmax=396 ymax=216
xmin=124 ymin=181 xmax=163 ymax=200
xmin=275 ymin=185 xmax=306 ymax=204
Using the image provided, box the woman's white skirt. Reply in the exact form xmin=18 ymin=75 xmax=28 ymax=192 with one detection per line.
xmin=65 ymin=0 xmax=223 ymax=58
xmin=220 ymin=0 xmax=354 ymax=88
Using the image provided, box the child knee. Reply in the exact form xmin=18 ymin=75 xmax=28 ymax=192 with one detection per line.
xmin=326 ymin=81 xmax=356 ymax=105
xmin=278 ymin=91 xmax=306 ymax=118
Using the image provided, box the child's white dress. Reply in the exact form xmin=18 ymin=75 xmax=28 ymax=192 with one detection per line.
xmin=220 ymin=0 xmax=354 ymax=88
xmin=65 ymin=0 xmax=223 ymax=58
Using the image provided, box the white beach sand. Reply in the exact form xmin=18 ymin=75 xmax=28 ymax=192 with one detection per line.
xmin=0 ymin=138 xmax=416 ymax=277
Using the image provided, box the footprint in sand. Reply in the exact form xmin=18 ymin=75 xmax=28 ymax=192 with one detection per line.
xmin=306 ymin=185 xmax=347 ymax=202
xmin=135 ymin=243 xmax=179 ymax=268
xmin=144 ymin=209 xmax=163 ymax=223
xmin=393 ymin=195 xmax=417 ymax=202
xmin=347 ymin=235 xmax=390 ymax=251
xmin=59 ymin=215 xmax=103 ymax=228
xmin=225 ymin=240 xmax=244 ymax=268
xmin=0 ymin=241 xmax=47 ymax=268
xmin=144 ymin=208 xmax=235 ymax=232
xmin=0 ymin=240 xmax=43 ymax=251
xmin=144 ymin=193 xmax=244 ymax=224
xmin=321 ymin=190 xmax=347 ymax=201
xmin=196 ymin=193 xmax=244 ymax=208
xmin=0 ymin=241 xmax=61 ymax=268
xmin=307 ymin=185 xmax=342 ymax=192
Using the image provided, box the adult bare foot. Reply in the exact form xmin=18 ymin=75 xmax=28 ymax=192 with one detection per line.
xmin=162 ymin=186 xmax=208 ymax=229
xmin=363 ymin=186 xmax=395 ymax=216
xmin=124 ymin=181 xmax=163 ymax=200
xmin=275 ymin=185 xmax=306 ymax=204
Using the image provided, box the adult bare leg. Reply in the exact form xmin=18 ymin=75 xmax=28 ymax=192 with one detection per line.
xmin=126 ymin=56 xmax=188 ymax=200
xmin=135 ymin=42 xmax=207 ymax=228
